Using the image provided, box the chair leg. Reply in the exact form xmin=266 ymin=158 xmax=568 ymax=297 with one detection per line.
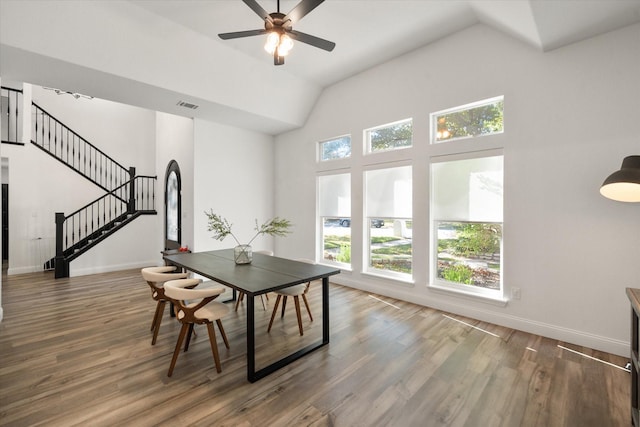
xmin=216 ymin=319 xmax=230 ymax=349
xmin=293 ymin=296 xmax=304 ymax=336
xmin=301 ymin=294 xmax=313 ymax=322
xmin=206 ymin=322 xmax=222 ymax=373
xmin=281 ymin=296 xmax=288 ymax=318
xmin=168 ymin=323 xmax=189 ymax=377
xmin=151 ymin=300 xmax=162 ymax=331
xmin=267 ymin=295 xmax=282 ymax=332
xmin=151 ymin=300 xmax=166 ymax=345
xmin=235 ymin=291 xmax=245 ymax=312
xmin=184 ymin=323 xmax=195 ymax=352
xmin=260 ymin=295 xmax=266 ymax=310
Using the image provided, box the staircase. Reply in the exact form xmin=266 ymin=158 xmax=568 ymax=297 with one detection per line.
xmin=30 ymin=101 xmax=157 ymax=278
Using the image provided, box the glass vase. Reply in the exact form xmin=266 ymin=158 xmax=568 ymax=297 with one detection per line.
xmin=234 ymin=244 xmax=252 ymax=264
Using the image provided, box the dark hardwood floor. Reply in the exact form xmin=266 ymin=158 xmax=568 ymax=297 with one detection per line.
xmin=0 ymin=268 xmax=630 ymax=426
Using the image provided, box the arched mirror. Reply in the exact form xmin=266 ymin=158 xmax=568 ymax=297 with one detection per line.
xmin=164 ymin=160 xmax=181 ymax=250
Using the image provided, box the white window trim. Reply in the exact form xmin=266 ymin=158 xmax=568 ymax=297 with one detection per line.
xmin=364 ymin=118 xmax=413 ymax=155
xmin=430 ymin=95 xmax=504 ymax=144
xmin=318 ymin=134 xmax=352 ymax=163
xmin=428 ymin=282 xmax=508 ymax=307
xmin=317 ymin=172 xmax=352 ymax=269
xmin=429 ymin=150 xmax=505 ymax=302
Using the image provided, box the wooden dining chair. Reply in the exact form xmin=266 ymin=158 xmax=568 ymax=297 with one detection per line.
xmin=141 ymin=266 xmax=189 ymax=345
xmin=234 ymin=250 xmax=273 ymax=312
xmin=267 ymin=258 xmax=315 ymax=336
xmin=163 ymin=278 xmax=231 ymax=376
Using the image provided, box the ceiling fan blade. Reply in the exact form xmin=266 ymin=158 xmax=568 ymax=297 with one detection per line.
xmin=242 ymin=0 xmax=272 ymax=22
xmin=218 ymin=29 xmax=266 ymax=40
xmin=288 ymin=29 xmax=335 ymax=52
xmin=284 ymin=0 xmax=325 ymax=24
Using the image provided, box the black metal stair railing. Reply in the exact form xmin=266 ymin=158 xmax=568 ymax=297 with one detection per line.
xmin=1 ymin=87 xmax=23 ymax=145
xmin=2 ymin=96 xmax=158 ymax=276
xmin=52 ymin=175 xmax=156 ymax=278
xmin=31 ymin=102 xmax=130 ymax=194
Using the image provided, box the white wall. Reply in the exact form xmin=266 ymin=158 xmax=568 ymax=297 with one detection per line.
xmin=193 ymin=119 xmax=275 ymax=252
xmin=274 ymin=23 xmax=640 ymax=356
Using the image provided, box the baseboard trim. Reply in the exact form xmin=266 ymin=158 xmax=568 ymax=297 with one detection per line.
xmin=332 ymin=275 xmax=629 ymax=357
xmin=7 ymin=266 xmax=44 ymax=275
xmin=70 ymin=260 xmax=160 ymax=277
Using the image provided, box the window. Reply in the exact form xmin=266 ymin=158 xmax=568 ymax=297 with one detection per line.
xmin=366 ymin=119 xmax=412 ymax=153
xmin=431 ymin=154 xmax=503 ymax=297
xmin=319 ymin=135 xmax=351 ymax=161
xmin=432 ymin=97 xmax=503 ymax=143
xmin=318 ymin=173 xmax=351 ymax=266
xmin=365 ymin=166 xmax=412 ymax=279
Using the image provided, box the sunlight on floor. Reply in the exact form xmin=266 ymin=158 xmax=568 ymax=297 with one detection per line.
xmin=557 ymin=344 xmax=631 ymax=372
xmin=442 ymin=314 xmax=502 ymax=338
xmin=368 ymin=294 xmax=401 ymax=309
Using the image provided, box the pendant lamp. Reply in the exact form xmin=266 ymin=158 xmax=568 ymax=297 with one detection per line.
xmin=600 ymin=155 xmax=640 ymax=202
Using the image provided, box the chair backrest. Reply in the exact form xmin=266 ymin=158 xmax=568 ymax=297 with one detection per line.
xmin=164 ymin=279 xmax=226 ymax=323
xmin=141 ymin=266 xmax=188 ymax=284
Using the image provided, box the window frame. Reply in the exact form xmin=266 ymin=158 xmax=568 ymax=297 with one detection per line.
xmin=363 ymin=164 xmax=413 ymax=282
xmin=317 ymin=172 xmax=352 ymax=269
xmin=430 ymin=96 xmax=504 ymax=144
xmin=429 ymin=150 xmax=505 ymax=301
xmin=364 ymin=118 xmax=413 ymax=155
xmin=318 ymin=134 xmax=352 ymax=162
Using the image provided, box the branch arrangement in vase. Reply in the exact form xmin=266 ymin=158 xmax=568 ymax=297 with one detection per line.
xmin=205 ymin=210 xmax=292 ymax=247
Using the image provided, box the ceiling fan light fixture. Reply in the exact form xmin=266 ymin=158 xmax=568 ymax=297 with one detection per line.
xmin=264 ymin=31 xmax=280 ymax=54
xmin=264 ymin=32 xmax=293 ymax=57
xmin=278 ymin=34 xmax=294 ymax=56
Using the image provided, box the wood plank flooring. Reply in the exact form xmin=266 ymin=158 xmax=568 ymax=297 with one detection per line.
xmin=0 ymin=268 xmax=630 ymax=426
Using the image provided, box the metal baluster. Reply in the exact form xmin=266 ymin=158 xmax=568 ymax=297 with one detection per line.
xmin=81 ymin=135 xmax=85 ymax=176
xmin=14 ymin=91 xmax=19 ymax=142
xmin=5 ymin=89 xmax=11 ymax=141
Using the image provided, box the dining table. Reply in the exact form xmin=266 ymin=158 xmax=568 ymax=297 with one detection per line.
xmin=163 ymin=249 xmax=341 ymax=382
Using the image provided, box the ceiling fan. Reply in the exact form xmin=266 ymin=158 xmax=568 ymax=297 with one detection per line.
xmin=218 ymin=0 xmax=336 ymax=66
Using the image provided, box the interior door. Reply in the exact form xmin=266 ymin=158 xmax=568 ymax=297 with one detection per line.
xmin=164 ymin=160 xmax=181 ymax=250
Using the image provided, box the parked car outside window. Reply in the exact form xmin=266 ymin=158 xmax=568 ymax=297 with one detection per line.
xmin=337 ymin=218 xmax=384 ymax=228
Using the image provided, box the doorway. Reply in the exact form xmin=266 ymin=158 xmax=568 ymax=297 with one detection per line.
xmin=164 ymin=160 xmax=182 ymax=250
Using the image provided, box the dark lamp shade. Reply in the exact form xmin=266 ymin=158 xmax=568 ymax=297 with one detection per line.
xmin=600 ymin=155 xmax=640 ymax=202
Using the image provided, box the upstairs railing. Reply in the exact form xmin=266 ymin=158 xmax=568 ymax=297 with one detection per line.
xmin=32 ymin=102 xmax=130 ymax=193
xmin=1 ymin=87 xmax=23 ymax=145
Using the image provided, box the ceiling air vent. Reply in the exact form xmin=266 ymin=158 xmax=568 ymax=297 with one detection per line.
xmin=176 ymin=101 xmax=199 ymax=110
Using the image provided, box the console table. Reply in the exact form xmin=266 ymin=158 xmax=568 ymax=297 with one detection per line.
xmin=627 ymin=287 xmax=640 ymax=426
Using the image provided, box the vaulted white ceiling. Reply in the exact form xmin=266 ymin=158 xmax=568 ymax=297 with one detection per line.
xmin=1 ymin=0 xmax=639 ymax=135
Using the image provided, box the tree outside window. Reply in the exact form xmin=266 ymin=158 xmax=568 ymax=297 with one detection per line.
xmin=367 ymin=119 xmax=412 ymax=153
xmin=433 ymin=97 xmax=503 ymax=143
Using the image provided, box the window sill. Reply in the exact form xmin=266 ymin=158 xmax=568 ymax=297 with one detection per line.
xmin=362 ymin=271 xmax=414 ymax=286
xmin=428 ymin=283 xmax=508 ymax=307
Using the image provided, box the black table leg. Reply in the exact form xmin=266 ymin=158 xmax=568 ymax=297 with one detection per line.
xmin=247 ymin=279 xmax=331 ymax=382
xmin=322 ymin=277 xmax=329 ymax=343
xmin=223 ymin=288 xmax=237 ymax=304
xmin=247 ymin=295 xmax=256 ymax=382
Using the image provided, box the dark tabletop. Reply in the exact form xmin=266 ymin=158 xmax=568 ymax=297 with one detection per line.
xmin=163 ymin=249 xmax=341 ymax=296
